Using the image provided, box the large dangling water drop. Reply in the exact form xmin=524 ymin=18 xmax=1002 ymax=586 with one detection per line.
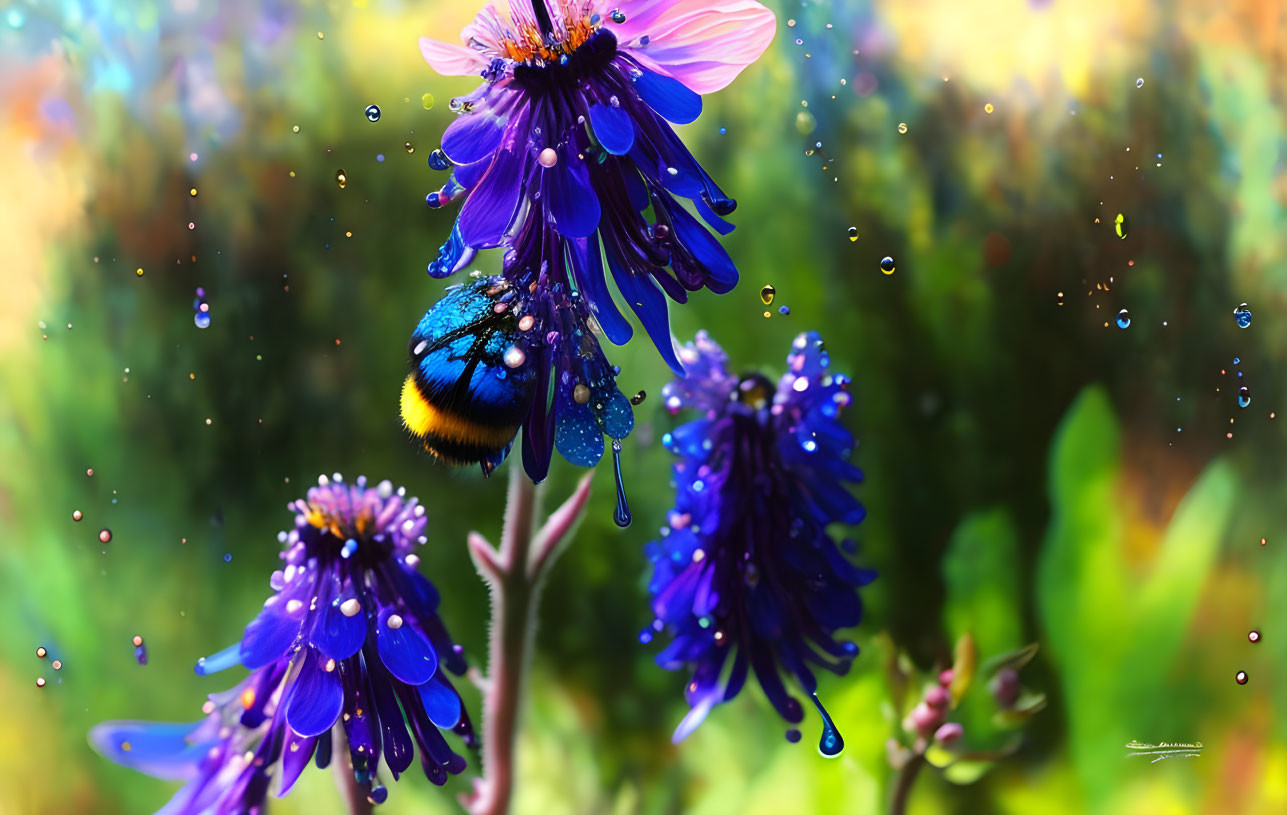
xmin=811 ymin=693 xmax=844 ymax=757
xmin=611 ymin=439 xmax=631 ymax=528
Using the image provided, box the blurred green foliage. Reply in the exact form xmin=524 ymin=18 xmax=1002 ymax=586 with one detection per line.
xmin=3 ymin=0 xmax=1287 ymax=813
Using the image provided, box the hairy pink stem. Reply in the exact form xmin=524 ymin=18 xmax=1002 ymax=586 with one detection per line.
xmin=461 ymin=468 xmax=593 ymax=815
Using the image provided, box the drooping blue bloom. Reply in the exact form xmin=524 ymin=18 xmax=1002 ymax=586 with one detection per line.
xmin=644 ymin=331 xmax=875 ymax=750
xmin=91 ymin=475 xmax=474 ymax=811
xmin=409 ymin=0 xmax=775 ymax=483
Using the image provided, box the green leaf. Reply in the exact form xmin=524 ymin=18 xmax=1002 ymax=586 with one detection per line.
xmin=941 ymin=759 xmax=995 ymax=785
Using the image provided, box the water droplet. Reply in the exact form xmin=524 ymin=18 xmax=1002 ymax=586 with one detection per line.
xmin=611 ymin=439 xmax=631 ymax=528
xmin=1135 ymin=77 xmax=1144 ymax=88
xmin=428 ymin=149 xmax=450 ymax=171
xmin=760 ymin=284 xmax=776 ymax=305
xmin=36 ymin=646 xmax=47 ymax=658
xmin=1236 ymin=670 xmax=1248 ymax=685
xmin=779 ymin=306 xmax=791 ymax=315
xmin=364 ymin=104 xmax=381 ymax=122
xmin=36 ymin=677 xmax=45 ymax=688
xmin=503 ymin=346 xmax=526 ymax=368
xmin=72 ymin=510 xmax=82 ymax=522
xmin=630 ymin=390 xmax=646 ymax=406
xmin=223 ymin=553 xmax=232 ymax=562
xmin=880 ymin=256 xmax=895 ymax=275
xmin=336 ymin=169 xmax=347 ymax=189
xmin=610 ymin=8 xmax=626 ymax=23
xmin=984 ymin=103 xmax=994 ymax=113
xmin=718 ymin=126 xmax=727 ymax=135
xmin=785 ymin=729 xmax=802 ymax=743
xmin=421 ymin=92 xmax=435 ymax=110
xmin=99 ymin=528 xmax=112 ymax=544
xmin=811 ymin=693 xmax=844 ymax=757
xmin=194 ymin=312 xmax=211 ymax=329
xmin=1234 ymin=303 xmax=1252 ymax=329
xmin=638 ymin=627 xmax=653 ymax=644
xmin=538 ymin=147 xmax=558 ymax=168
xmin=52 ymin=659 xmax=62 ymax=670
xmin=847 ymin=226 xmax=858 ymax=242
xmin=1248 ymin=630 xmax=1261 ymax=643
xmin=1238 ymin=386 xmax=1250 ymax=409
xmin=897 ymin=122 xmax=908 ymax=134
xmin=404 ymin=142 xmax=414 ymax=154
xmin=1114 ymin=212 xmax=1127 ymax=239
xmin=1114 ymin=309 xmax=1131 ymax=329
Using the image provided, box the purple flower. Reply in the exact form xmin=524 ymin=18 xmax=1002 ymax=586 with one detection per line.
xmin=411 ymin=0 xmax=774 ymax=481
xmin=91 ymin=475 xmax=473 ymax=811
xmin=644 ymin=332 xmax=874 ymax=751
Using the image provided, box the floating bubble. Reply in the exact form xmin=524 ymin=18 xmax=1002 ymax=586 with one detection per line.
xmin=786 ymin=729 xmax=802 ymax=743
xmin=86 ymin=468 xmax=94 ymax=477
xmin=1115 ymin=309 xmax=1131 ymax=329
xmin=72 ymin=510 xmax=82 ymax=522
xmin=1135 ymin=77 xmax=1144 ymax=88
xmin=1234 ymin=303 xmax=1252 ymax=329
xmin=336 ymin=169 xmax=347 ymax=189
xmin=195 ymin=312 xmax=211 ymax=329
xmin=763 ymin=311 xmax=771 ymax=318
xmin=897 ymin=122 xmax=908 ymax=134
xmin=428 ymin=149 xmax=451 ymax=171
xmin=630 ymin=390 xmax=647 ymax=405
xmin=1238 ymin=386 xmax=1250 ymax=409
xmin=99 ymin=528 xmax=112 ymax=544
xmin=503 ymin=346 xmax=526 ymax=368
xmin=610 ymin=8 xmax=625 ymax=23
xmin=718 ymin=126 xmax=727 ymax=135
xmin=36 ymin=677 xmax=45 ymax=688
xmin=52 ymin=660 xmax=62 ymax=670
xmin=760 ymin=284 xmax=776 ymax=305
xmin=1114 ymin=213 xmax=1127 ymax=239
xmin=364 ymin=104 xmax=381 ymax=122
xmin=779 ymin=305 xmax=790 ymax=315
xmin=36 ymin=646 xmax=47 ymax=658
xmin=1249 ymin=630 xmax=1261 ymax=643
xmin=404 ymin=142 xmax=415 ymax=154
xmin=136 ymin=268 xmax=144 ymax=276
xmin=1236 ymin=670 xmax=1248 ymax=685
xmin=984 ymin=103 xmax=994 ymax=114
xmin=847 ymin=227 xmax=859 ymax=242
xmin=421 ymin=92 xmax=435 ymax=110
xmin=880 ymin=256 xmax=895 ymax=275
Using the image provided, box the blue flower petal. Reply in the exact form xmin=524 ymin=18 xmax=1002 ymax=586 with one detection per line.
xmin=568 ymin=235 xmax=632 ymax=345
xmin=375 ymin=609 xmax=438 ymax=685
xmin=633 ymin=67 xmax=702 ymax=125
xmin=193 ymin=642 xmax=241 ymax=676
xmin=277 ymin=734 xmax=317 ymax=797
xmin=545 ymin=148 xmax=601 ymax=238
xmin=418 ymin=678 xmax=463 ymax=728
xmin=441 ymin=111 xmax=506 ymax=165
xmin=88 ymin=720 xmax=210 ymax=781
xmin=315 ymin=587 xmax=366 ymax=662
xmin=239 ymin=604 xmax=301 ymax=670
xmin=588 ymin=103 xmax=635 ymax=155
xmin=285 ymin=651 xmax=344 ymax=737
xmin=605 ymin=244 xmax=684 ymax=374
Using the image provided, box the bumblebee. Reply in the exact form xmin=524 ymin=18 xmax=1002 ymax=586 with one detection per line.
xmin=401 ymin=276 xmax=537 ymax=472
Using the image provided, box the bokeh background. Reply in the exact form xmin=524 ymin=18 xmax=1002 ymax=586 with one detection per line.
xmin=3 ymin=0 xmax=1287 ymax=813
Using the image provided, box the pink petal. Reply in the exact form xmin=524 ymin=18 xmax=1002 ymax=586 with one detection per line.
xmin=419 ymin=37 xmax=489 ymax=77
xmin=616 ymin=0 xmax=776 ymax=95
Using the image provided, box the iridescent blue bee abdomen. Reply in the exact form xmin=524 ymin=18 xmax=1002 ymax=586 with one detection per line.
xmin=401 ymin=276 xmax=536 ymax=471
